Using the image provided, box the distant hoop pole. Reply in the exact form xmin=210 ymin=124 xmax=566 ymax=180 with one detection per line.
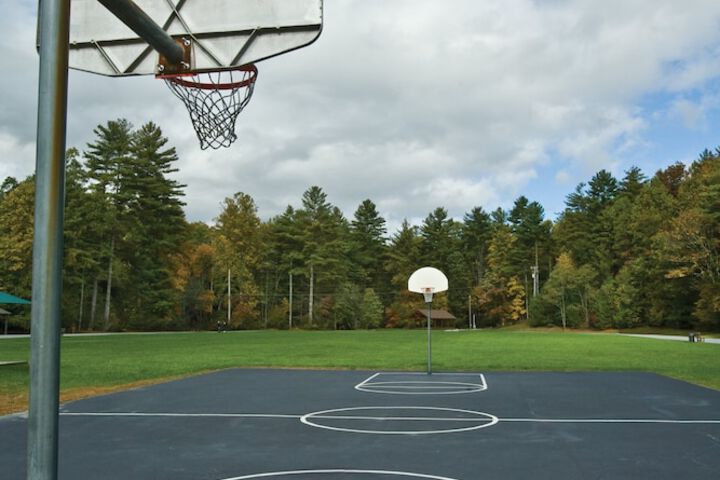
xmin=97 ymin=0 xmax=185 ymax=65
xmin=427 ymin=300 xmax=432 ymax=375
xmin=423 ymin=288 xmax=433 ymax=375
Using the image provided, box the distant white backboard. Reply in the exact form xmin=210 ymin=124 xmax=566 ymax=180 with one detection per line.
xmin=67 ymin=0 xmax=323 ymax=76
xmin=408 ymin=267 xmax=449 ymax=294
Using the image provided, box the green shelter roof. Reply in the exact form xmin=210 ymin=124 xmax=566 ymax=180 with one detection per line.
xmin=0 ymin=292 xmax=31 ymax=304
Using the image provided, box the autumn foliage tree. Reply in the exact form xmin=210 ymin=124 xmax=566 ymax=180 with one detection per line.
xmin=3 ymin=117 xmax=720 ymax=332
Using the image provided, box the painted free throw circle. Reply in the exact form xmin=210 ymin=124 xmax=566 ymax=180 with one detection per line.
xmin=221 ymin=470 xmax=460 ymax=479
xmin=356 ymin=381 xmax=485 ymax=395
xmin=300 ymin=406 xmax=498 ymax=434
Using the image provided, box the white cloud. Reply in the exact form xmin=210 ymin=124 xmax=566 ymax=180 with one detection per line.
xmin=4 ymin=0 xmax=720 ymax=227
xmin=0 ymin=131 xmax=35 ymax=180
xmin=670 ymin=99 xmax=706 ymax=129
xmin=555 ymin=170 xmax=572 ymax=186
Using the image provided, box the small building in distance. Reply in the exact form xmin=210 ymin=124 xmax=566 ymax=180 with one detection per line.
xmin=414 ymin=309 xmax=457 ymax=329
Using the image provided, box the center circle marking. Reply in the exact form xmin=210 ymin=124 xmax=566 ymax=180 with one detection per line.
xmin=300 ymin=406 xmax=498 ymax=435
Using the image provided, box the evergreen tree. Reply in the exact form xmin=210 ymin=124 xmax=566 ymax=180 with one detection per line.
xmin=349 ymin=199 xmax=389 ymax=294
xmin=297 ymin=186 xmax=351 ymax=327
xmin=385 ymin=220 xmax=424 ymax=327
xmin=360 ymin=288 xmax=384 ymax=329
xmin=461 ymin=207 xmax=492 ymax=286
xmin=386 ymin=220 xmax=421 ymax=290
xmin=83 ymin=119 xmax=134 ymax=330
xmin=418 ymin=207 xmax=467 ymax=315
xmin=123 ymin=122 xmax=187 ymax=325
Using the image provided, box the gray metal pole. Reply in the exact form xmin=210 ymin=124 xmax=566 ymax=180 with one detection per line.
xmin=427 ymin=302 xmax=432 ymax=375
xmin=288 ymin=272 xmax=293 ymax=329
xmin=97 ymin=0 xmax=185 ymax=65
xmin=28 ymin=1 xmax=71 ymax=479
xmin=227 ymin=268 xmax=231 ymax=330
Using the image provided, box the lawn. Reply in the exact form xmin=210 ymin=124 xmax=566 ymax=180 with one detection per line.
xmin=1 ymin=329 xmax=718 ymax=415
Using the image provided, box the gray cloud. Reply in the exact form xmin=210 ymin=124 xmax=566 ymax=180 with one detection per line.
xmin=3 ymin=0 xmax=720 ymax=232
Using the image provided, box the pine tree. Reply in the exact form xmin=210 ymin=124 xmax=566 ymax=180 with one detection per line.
xmin=124 ymin=122 xmax=187 ymax=324
xmin=461 ymin=207 xmax=492 ymax=286
xmin=83 ymin=119 xmax=134 ymax=330
xmin=419 ymin=207 xmax=460 ymax=276
xmin=349 ymin=199 xmax=389 ymax=293
xmin=296 ymin=186 xmax=351 ymax=327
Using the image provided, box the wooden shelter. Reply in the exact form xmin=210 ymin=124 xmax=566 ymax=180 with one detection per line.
xmin=414 ymin=309 xmax=457 ymax=329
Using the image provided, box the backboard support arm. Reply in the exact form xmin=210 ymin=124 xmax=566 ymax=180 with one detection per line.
xmin=97 ymin=0 xmax=185 ymax=65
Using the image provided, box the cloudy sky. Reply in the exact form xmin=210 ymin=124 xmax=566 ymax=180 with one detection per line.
xmin=4 ymin=0 xmax=720 ymax=232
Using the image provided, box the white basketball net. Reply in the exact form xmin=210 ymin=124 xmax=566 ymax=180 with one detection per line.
xmin=422 ymin=287 xmax=434 ymax=303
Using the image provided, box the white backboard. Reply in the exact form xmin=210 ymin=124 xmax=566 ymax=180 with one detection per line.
xmin=66 ymin=0 xmax=323 ymax=76
xmin=408 ymin=267 xmax=449 ymax=294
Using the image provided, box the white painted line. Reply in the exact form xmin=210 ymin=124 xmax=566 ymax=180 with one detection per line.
xmin=365 ymin=381 xmax=484 ymax=387
xmin=355 ymin=372 xmax=488 ymax=395
xmin=300 ymin=406 xmax=499 ymax=435
xmin=220 ymin=470 xmax=461 ymax=480
xmin=355 ymin=372 xmax=382 ymax=389
xmin=61 ymin=412 xmax=301 ymax=419
xmin=61 ymin=412 xmax=494 ymax=423
xmin=306 ymin=415 xmax=497 ymax=422
xmin=499 ymin=418 xmax=720 ymax=424
xmin=60 ymin=412 xmax=720 ymax=426
xmin=358 ymin=383 xmax=485 ymax=395
xmin=386 ymin=372 xmax=484 ymax=377
xmin=363 ymin=385 xmax=481 ymax=390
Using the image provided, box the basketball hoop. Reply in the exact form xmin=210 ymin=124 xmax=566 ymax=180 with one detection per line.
xmin=161 ymin=65 xmax=258 ymax=150
xmin=408 ymin=267 xmax=449 ymax=375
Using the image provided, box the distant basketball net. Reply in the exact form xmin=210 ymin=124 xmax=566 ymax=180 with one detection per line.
xmin=421 ymin=287 xmax=435 ymax=303
xmin=162 ymin=65 xmax=258 ymax=150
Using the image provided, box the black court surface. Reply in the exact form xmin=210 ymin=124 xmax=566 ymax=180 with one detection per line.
xmin=2 ymin=369 xmax=720 ymax=479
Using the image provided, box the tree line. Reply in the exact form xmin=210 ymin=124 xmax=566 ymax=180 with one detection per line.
xmin=1 ymin=119 xmax=718 ymax=332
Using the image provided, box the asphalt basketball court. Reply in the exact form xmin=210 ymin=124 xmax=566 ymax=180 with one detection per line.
xmin=2 ymin=368 xmax=719 ymax=479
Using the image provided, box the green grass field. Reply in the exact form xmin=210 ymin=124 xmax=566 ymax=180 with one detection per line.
xmin=1 ymin=329 xmax=718 ymax=414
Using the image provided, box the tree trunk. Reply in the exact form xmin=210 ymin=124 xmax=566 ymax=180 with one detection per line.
xmin=476 ymin=246 xmax=486 ymax=285
xmin=560 ymin=286 xmax=567 ymax=331
xmin=308 ymin=263 xmax=314 ymax=326
xmin=263 ymin=271 xmax=269 ymax=329
xmin=89 ymin=277 xmax=98 ymax=330
xmin=77 ymin=276 xmax=85 ymax=331
xmin=580 ymin=288 xmax=590 ymax=329
xmin=524 ymin=272 xmax=530 ymax=321
xmin=103 ymin=237 xmax=115 ymax=331
xmin=227 ymin=268 xmax=231 ymax=330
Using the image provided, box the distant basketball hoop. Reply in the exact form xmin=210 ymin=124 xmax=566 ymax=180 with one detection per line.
xmin=408 ymin=267 xmax=449 ymax=375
